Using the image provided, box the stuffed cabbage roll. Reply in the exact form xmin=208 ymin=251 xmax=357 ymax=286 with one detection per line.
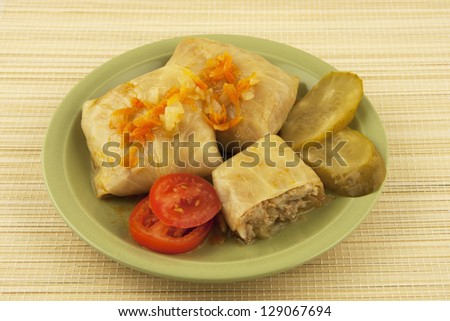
xmin=81 ymin=65 xmax=223 ymax=198
xmin=212 ymin=134 xmax=326 ymax=243
xmin=167 ymin=38 xmax=300 ymax=152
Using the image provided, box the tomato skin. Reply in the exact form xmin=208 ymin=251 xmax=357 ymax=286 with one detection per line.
xmin=129 ymin=197 xmax=212 ymax=255
xmin=149 ymin=173 xmax=221 ymax=228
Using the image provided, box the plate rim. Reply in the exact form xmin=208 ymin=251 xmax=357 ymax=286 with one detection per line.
xmin=43 ymin=34 xmax=388 ymax=282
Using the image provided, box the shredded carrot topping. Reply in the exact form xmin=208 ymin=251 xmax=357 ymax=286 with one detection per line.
xmin=196 ymin=52 xmax=258 ymax=131
xmin=109 ymin=51 xmax=258 ymax=164
xmin=109 ymin=85 xmax=188 ymax=144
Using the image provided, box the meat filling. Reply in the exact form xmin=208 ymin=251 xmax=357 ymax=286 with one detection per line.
xmin=236 ymin=184 xmax=326 ymax=243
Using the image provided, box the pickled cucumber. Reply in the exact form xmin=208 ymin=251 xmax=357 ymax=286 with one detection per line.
xmin=302 ymin=127 xmax=386 ymax=197
xmin=280 ymin=71 xmax=363 ymax=150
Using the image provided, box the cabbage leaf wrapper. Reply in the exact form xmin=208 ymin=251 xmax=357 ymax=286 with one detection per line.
xmin=167 ymin=38 xmax=300 ymax=152
xmin=81 ymin=65 xmax=223 ymax=198
xmin=212 ymin=135 xmax=326 ymax=243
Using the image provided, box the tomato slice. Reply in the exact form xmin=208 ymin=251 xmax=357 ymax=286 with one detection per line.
xmin=129 ymin=196 xmax=212 ymax=254
xmin=149 ymin=173 xmax=221 ymax=228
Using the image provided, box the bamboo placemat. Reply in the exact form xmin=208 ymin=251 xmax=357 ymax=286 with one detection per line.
xmin=1 ymin=0 xmax=449 ymax=300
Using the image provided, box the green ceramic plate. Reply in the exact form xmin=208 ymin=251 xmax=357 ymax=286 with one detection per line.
xmin=43 ymin=35 xmax=387 ymax=282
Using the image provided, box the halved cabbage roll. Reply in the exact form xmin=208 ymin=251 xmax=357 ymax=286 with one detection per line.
xmin=81 ymin=65 xmax=223 ymax=198
xmin=212 ymin=134 xmax=326 ymax=243
xmin=167 ymin=38 xmax=300 ymax=152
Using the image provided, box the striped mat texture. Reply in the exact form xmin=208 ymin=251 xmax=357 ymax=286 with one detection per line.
xmin=0 ymin=0 xmax=449 ymax=300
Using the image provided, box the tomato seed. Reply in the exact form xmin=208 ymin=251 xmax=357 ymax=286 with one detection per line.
xmin=173 ymin=206 xmax=184 ymax=213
